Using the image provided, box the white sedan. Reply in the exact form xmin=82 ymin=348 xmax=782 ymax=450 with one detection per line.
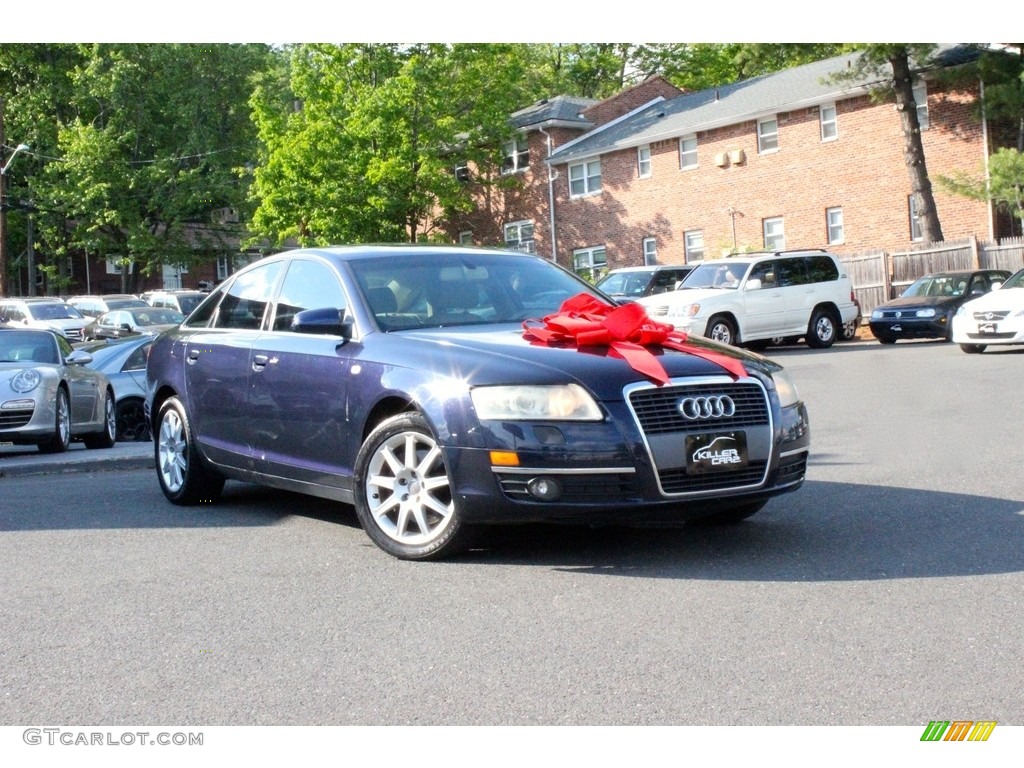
xmin=951 ymin=267 xmax=1024 ymax=353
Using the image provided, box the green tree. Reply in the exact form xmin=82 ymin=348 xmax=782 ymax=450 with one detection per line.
xmin=248 ymin=43 xmax=535 ymax=247
xmin=830 ymin=44 xmax=945 ymax=243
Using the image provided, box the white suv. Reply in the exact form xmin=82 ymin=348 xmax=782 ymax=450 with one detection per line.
xmin=638 ymin=250 xmax=859 ymax=349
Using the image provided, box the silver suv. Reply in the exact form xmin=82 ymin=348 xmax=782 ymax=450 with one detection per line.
xmin=0 ymin=298 xmax=89 ymax=342
xmin=638 ymin=250 xmax=858 ymax=349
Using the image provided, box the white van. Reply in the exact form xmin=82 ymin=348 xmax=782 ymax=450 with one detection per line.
xmin=638 ymin=250 xmax=859 ymax=349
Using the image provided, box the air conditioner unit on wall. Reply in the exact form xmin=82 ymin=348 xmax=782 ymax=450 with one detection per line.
xmin=728 ymin=149 xmax=746 ymax=165
xmin=714 ymin=152 xmax=729 ymax=168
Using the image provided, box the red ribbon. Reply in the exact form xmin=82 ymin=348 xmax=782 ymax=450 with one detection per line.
xmin=522 ymin=293 xmax=747 ymax=385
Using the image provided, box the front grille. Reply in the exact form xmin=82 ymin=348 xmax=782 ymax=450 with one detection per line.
xmin=496 ymin=471 xmax=638 ymax=503
xmin=972 ymin=310 xmax=1010 ymax=321
xmin=629 ymin=381 xmax=769 ymax=434
xmin=658 ymin=461 xmax=768 ymax=493
xmin=0 ymin=407 xmax=34 ymax=429
xmin=63 ymin=328 xmax=85 ymax=341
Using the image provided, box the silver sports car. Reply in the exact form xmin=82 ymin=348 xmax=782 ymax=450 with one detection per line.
xmin=0 ymin=327 xmax=117 ymax=453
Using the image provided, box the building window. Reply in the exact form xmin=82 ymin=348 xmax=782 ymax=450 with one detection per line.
xmin=501 ymin=136 xmax=529 ymax=174
xmin=106 ymin=257 xmax=127 ymax=275
xmin=679 ymin=136 xmax=698 ymax=169
xmin=908 ymin=195 xmax=923 ymax=241
xmin=820 ymin=104 xmax=838 ymax=141
xmin=826 ymin=207 xmax=844 ymax=245
xmin=573 ymin=246 xmax=607 ymax=283
xmin=458 ymin=230 xmax=473 ymax=246
xmin=758 ymin=117 xmax=779 ymax=153
xmin=684 ymin=230 xmax=705 ymax=261
xmin=643 ymin=237 xmax=658 ymax=265
xmin=454 ymin=162 xmax=470 ymax=182
xmin=763 ymin=217 xmax=785 ymax=250
xmin=637 ymin=145 xmax=651 ymax=179
xmin=913 ymin=82 xmax=929 ymax=130
xmin=504 ymin=220 xmax=536 ymax=253
xmin=217 ymin=255 xmax=232 ymax=281
xmin=569 ymin=159 xmax=602 ymax=197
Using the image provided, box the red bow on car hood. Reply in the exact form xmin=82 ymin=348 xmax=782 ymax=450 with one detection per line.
xmin=522 ymin=293 xmax=747 ymax=385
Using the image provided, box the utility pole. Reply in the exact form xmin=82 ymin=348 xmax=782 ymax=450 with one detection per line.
xmin=1 ymin=95 xmax=8 ymax=297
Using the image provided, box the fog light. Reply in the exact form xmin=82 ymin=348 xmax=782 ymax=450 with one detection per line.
xmin=527 ymin=477 xmax=562 ymax=501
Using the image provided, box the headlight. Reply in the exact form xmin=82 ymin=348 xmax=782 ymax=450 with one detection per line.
xmin=471 ymin=384 xmax=603 ymax=421
xmin=772 ymin=368 xmax=801 ymax=409
xmin=665 ymin=303 xmax=701 ymax=319
xmin=915 ymin=308 xmax=936 ymax=318
xmin=11 ymin=369 xmax=42 ymax=393
xmin=871 ymin=309 xmax=882 ymax=320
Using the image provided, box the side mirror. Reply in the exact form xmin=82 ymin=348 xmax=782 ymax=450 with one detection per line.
xmin=745 ymin=278 xmax=762 ymax=291
xmin=291 ymin=307 xmax=354 ymax=339
xmin=990 ymin=281 xmax=1002 ymax=291
xmin=65 ymin=350 xmax=94 ymax=366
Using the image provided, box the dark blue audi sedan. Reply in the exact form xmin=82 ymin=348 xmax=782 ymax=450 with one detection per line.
xmin=146 ymin=245 xmax=809 ymax=560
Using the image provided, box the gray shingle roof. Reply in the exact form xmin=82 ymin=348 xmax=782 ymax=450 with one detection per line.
xmin=548 ymin=44 xmax=981 ymax=165
xmin=511 ymin=95 xmax=600 ymax=130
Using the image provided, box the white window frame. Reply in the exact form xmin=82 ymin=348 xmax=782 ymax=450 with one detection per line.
xmin=217 ymin=255 xmax=232 ymax=281
xmin=501 ymin=136 xmax=529 ymax=175
xmin=106 ymin=256 xmax=131 ymax=275
xmin=684 ymin=230 xmax=705 ymax=261
xmin=458 ymin=230 xmax=473 ymax=246
xmin=504 ymin=220 xmax=536 ymax=253
xmin=820 ymin=103 xmax=838 ymax=141
xmin=763 ymin=217 xmax=785 ymax=250
xmin=826 ymin=207 xmax=845 ymax=245
xmin=643 ymin=237 xmax=658 ymax=265
xmin=572 ymin=246 xmax=607 ymax=283
xmin=569 ymin=159 xmax=602 ymax=197
xmin=637 ymin=145 xmax=651 ymax=178
xmin=679 ymin=136 xmax=698 ymax=170
xmin=913 ymin=82 xmax=929 ymax=130
xmin=757 ymin=117 xmax=779 ymax=153
xmin=909 ymin=195 xmax=924 ymax=241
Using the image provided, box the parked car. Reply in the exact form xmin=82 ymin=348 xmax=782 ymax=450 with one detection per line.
xmin=595 ymin=265 xmax=697 ymax=301
xmin=145 ymin=245 xmax=810 ymax=561
xmin=78 ymin=335 xmax=154 ymax=441
xmin=869 ymin=269 xmax=1011 ymax=344
xmin=0 ymin=298 xmax=89 ymax=342
xmin=0 ymin=328 xmax=116 ymax=452
xmin=67 ymin=294 xmax=149 ymax=319
xmin=951 ymin=266 xmax=1024 ymax=353
xmin=145 ymin=290 xmax=207 ymax=316
xmin=638 ymin=250 xmax=859 ymax=349
xmin=90 ymin=306 xmax=184 ymax=341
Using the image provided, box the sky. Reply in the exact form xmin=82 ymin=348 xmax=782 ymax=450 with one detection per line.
xmin=3 ymin=2 xmax=1013 ymax=45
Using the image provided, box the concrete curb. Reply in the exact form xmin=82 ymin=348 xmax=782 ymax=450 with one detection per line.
xmin=0 ymin=443 xmax=154 ymax=479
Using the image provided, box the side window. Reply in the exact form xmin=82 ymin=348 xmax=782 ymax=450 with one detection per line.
xmin=123 ymin=343 xmax=151 ymax=372
xmin=806 ymin=256 xmax=839 ymax=283
xmin=748 ymin=262 xmax=777 ymax=287
xmin=775 ymin=259 xmax=807 ymax=287
xmin=56 ymin=334 xmax=74 ymax=359
xmin=272 ymin=259 xmax=346 ymax=332
xmin=214 ymin=261 xmax=284 ymax=330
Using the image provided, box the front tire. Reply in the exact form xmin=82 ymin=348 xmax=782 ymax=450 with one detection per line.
xmin=806 ymin=308 xmax=838 ymax=349
xmin=84 ymin=389 xmax=117 ymax=449
xmin=353 ymin=412 xmax=469 ymax=560
xmin=960 ymin=343 xmax=987 ymax=354
xmin=39 ymin=387 xmax=71 ymax=454
xmin=155 ymin=396 xmax=225 ymax=504
xmin=705 ymin=315 xmax=738 ymax=346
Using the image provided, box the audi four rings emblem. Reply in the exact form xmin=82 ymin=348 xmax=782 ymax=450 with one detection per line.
xmin=678 ymin=395 xmax=736 ymax=420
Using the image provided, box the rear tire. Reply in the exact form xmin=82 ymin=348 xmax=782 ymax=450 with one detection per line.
xmin=806 ymin=308 xmax=838 ymax=348
xmin=116 ymin=397 xmax=151 ymax=441
xmin=155 ymin=396 xmax=225 ymax=504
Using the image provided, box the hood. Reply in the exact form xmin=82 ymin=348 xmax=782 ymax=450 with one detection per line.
xmin=638 ymin=287 xmax=730 ymax=309
xmin=375 ymin=324 xmax=771 ymax=400
xmin=878 ymin=294 xmax=960 ymax=311
xmin=960 ymin=286 xmax=1023 ymax=313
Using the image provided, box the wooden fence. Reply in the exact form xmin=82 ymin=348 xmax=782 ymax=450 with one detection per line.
xmin=839 ymin=236 xmax=1024 ymax=319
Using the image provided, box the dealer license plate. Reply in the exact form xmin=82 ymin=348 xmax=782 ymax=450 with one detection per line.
xmin=685 ymin=432 xmax=748 ymax=474
xmin=978 ymin=322 xmax=998 ymax=334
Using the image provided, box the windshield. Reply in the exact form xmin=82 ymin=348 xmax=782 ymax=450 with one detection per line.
xmin=680 ymin=261 xmax=750 ymax=290
xmin=130 ymin=308 xmax=184 ymax=325
xmin=350 ymin=251 xmax=600 ymax=331
xmin=29 ymin=303 xmax=84 ymax=320
xmin=902 ymin=274 xmax=970 ymax=298
xmin=1000 ymin=268 xmax=1024 ymax=290
xmin=595 ymin=270 xmax=654 ymax=297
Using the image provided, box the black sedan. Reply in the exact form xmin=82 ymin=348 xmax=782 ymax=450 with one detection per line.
xmin=145 ymin=246 xmax=810 ymax=560
xmin=91 ymin=307 xmax=184 ymax=341
xmin=869 ymin=269 xmax=1011 ymax=344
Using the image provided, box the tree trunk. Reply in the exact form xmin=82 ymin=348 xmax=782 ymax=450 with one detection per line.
xmin=890 ymin=50 xmax=945 ymax=243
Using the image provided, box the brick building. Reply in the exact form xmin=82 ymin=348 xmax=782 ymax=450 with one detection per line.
xmin=446 ymin=45 xmax=1011 ymax=281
